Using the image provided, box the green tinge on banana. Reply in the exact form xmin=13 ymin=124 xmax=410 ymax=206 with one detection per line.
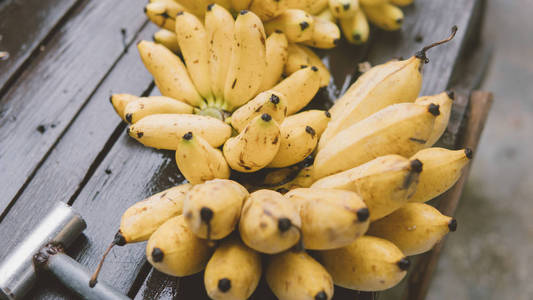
xmin=123 ymin=96 xmax=193 ymax=124
xmin=183 ymin=179 xmax=248 ymax=240
xmin=230 ymin=90 xmax=288 ymax=133
xmin=368 ymin=203 xmax=457 ymax=256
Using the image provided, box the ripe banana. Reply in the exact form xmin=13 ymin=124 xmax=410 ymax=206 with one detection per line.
xmin=266 ymin=250 xmax=334 ymax=300
xmin=282 ymin=109 xmax=331 ymax=137
xmin=110 ymin=94 xmax=139 ymax=121
xmin=204 ymin=236 xmax=262 ymax=300
xmin=175 ymin=132 xmax=230 ymax=184
xmin=261 ymin=163 xmax=315 ymax=193
xmin=340 ymin=8 xmax=369 ymax=44
xmin=205 ymin=4 xmax=235 ymax=103
xmin=260 ymin=32 xmax=289 ymax=91
xmin=318 ymin=236 xmax=409 ymax=291
xmin=249 ymin=0 xmax=289 ymax=21
xmin=175 ymin=11 xmax=213 ymax=103
xmin=239 ymin=190 xmax=301 ymax=254
xmin=144 ymin=1 xmax=183 ymax=31
xmin=362 ymin=3 xmax=404 ymax=31
xmin=314 ymin=103 xmax=439 ymax=178
xmin=302 ymin=14 xmax=340 ymax=49
xmin=128 ymin=114 xmax=232 ymax=149
xmin=264 ymin=9 xmax=315 ymax=43
xmin=119 ymin=184 xmax=191 ymax=243
xmin=146 ymin=215 xmax=212 ymax=277
xmin=368 ymin=203 xmax=457 ymax=256
xmin=138 ymin=41 xmax=204 ymax=107
xmin=223 ymin=113 xmax=281 ymax=172
xmin=178 ymin=0 xmax=210 ymax=18
xmin=285 ymin=188 xmax=369 ymax=249
xmin=409 ymin=147 xmax=472 ymax=203
xmin=329 ymin=0 xmax=358 ymax=19
xmin=231 ymin=0 xmax=252 ymax=11
xmin=285 ymin=43 xmax=330 ymax=87
xmin=312 ymin=155 xmax=422 ymax=221
xmin=415 ymin=91 xmax=454 ymax=146
xmin=389 ymin=0 xmax=414 ymax=7
xmin=359 ymin=0 xmax=387 ymax=5
xmin=230 ymin=90 xmax=288 ymax=133
xmin=268 ymin=124 xmax=318 ymax=168
xmin=153 ymin=29 xmax=180 ymax=53
xmin=286 ymin=0 xmax=329 ymax=14
xmin=272 ymin=66 xmax=321 ymax=115
xmin=123 ymin=96 xmax=193 ymax=124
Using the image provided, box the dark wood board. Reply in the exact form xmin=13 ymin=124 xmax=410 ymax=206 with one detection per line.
xmin=0 ymin=0 xmax=148 ymax=214
xmin=0 ymin=0 xmax=79 ymax=94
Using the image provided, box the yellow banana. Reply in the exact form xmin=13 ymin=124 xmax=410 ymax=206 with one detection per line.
xmin=415 ymin=91 xmax=454 ymax=146
xmin=249 ymin=0 xmax=289 ymax=21
xmin=224 ymin=10 xmax=267 ymax=111
xmin=204 ymin=236 xmax=262 ymax=300
xmin=146 ymin=215 xmax=212 ymax=277
xmin=230 ymin=90 xmax=288 ymax=133
xmin=260 ymin=32 xmax=289 ymax=91
xmin=266 ymin=250 xmax=334 ymax=300
xmin=368 ymin=203 xmax=457 ymax=256
xmin=239 ymin=190 xmax=301 ymax=254
xmin=302 ymin=14 xmax=341 ymax=49
xmin=329 ymin=0 xmax=358 ymax=19
xmin=264 ymin=9 xmax=315 ymax=43
xmin=312 ymin=155 xmax=422 ymax=221
xmin=287 ymin=0 xmax=329 ymax=14
xmin=206 ymin=4 xmax=235 ymax=102
xmin=110 ymin=94 xmax=139 ymax=121
xmin=138 ymin=41 xmax=204 ymax=107
xmin=268 ymin=124 xmax=318 ymax=168
xmin=389 ymin=0 xmax=414 ymax=7
xmin=175 ymin=11 xmax=213 ymax=103
xmin=340 ymin=8 xmax=369 ymax=44
xmin=359 ymin=0 xmax=387 ymax=5
xmin=223 ymin=113 xmax=281 ymax=172
xmin=273 ymin=66 xmax=321 ymax=115
xmin=153 ymin=29 xmax=180 ymax=53
xmin=285 ymin=188 xmax=369 ymax=249
xmin=282 ymin=110 xmax=331 ymax=138
xmin=212 ymin=0 xmax=233 ymax=10
xmin=409 ymin=147 xmax=472 ymax=203
xmin=144 ymin=1 xmax=184 ymax=31
xmin=178 ymin=0 xmax=210 ymax=18
xmin=314 ymin=103 xmax=440 ymax=178
xmin=119 ymin=184 xmax=191 ymax=243
xmin=175 ymin=132 xmax=230 ymax=184
xmin=318 ymin=236 xmax=409 ymax=291
xmin=362 ymin=3 xmax=404 ymax=31
xmin=123 ymin=96 xmax=193 ymax=124
xmin=183 ymin=179 xmax=248 ymax=240
xmin=285 ymin=43 xmax=330 ymax=87
xmin=231 ymin=0 xmax=252 ymax=11
xmin=128 ymin=114 xmax=232 ymax=149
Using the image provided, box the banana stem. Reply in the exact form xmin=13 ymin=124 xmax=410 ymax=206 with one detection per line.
xmin=89 ymin=232 xmax=125 ymax=287
xmin=415 ymin=25 xmax=458 ymax=63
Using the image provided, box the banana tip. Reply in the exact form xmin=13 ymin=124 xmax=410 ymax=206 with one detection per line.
xmin=218 ymin=278 xmax=231 ymax=292
xmin=410 ymin=159 xmax=423 ymax=173
xmin=311 ymin=66 xmax=319 ymax=72
xmin=269 ymin=94 xmax=280 ymax=104
xmin=207 ymin=3 xmax=215 ymax=11
xmin=446 ymin=90 xmax=455 ymax=100
xmin=200 ymin=207 xmax=214 ymax=223
xmin=397 ymin=257 xmax=410 ymax=271
xmin=261 ymin=113 xmax=272 ymax=122
xmin=448 ymin=218 xmax=458 ymax=232
xmin=428 ymin=103 xmax=440 ymax=116
xmin=325 ymin=111 xmax=331 ymax=118
xmin=125 ymin=113 xmax=133 ymax=123
xmin=278 ymin=218 xmax=292 ymax=232
xmin=239 ymin=10 xmax=249 ymax=15
xmin=356 ymin=207 xmax=370 ymax=222
xmin=465 ymin=148 xmax=473 ymax=159
xmin=151 ymin=247 xmax=164 ymax=262
xmin=114 ymin=231 xmax=127 ymax=246
xmin=315 ymin=291 xmax=328 ymax=300
xmin=300 ymin=21 xmax=310 ymax=31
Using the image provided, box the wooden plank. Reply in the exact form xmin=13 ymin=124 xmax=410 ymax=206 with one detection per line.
xmin=0 ymin=0 xmax=79 ymax=92
xmin=0 ymin=0 xmax=148 ymax=214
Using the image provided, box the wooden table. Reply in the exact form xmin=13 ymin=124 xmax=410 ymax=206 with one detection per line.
xmin=0 ymin=0 xmax=491 ymax=299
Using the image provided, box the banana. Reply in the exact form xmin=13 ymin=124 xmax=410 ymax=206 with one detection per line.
xmin=286 ymin=0 xmax=329 ymax=14
xmin=224 ymin=10 xmax=267 ymax=111
xmin=178 ymin=0 xmax=210 ymax=18
xmin=261 ymin=163 xmax=316 ymax=193
xmin=329 ymin=0 xmax=358 ymax=19
xmin=206 ymin=4 xmax=235 ymax=102
xmin=359 ymin=0 xmax=387 ymax=5
xmin=282 ymin=110 xmax=331 ymax=137
xmin=318 ymin=236 xmax=410 ymax=291
xmin=285 ymin=188 xmax=369 ymax=249
xmin=268 ymin=124 xmax=318 ymax=168
xmin=272 ymin=66 xmax=321 ymax=115
xmin=409 ymin=147 xmax=472 ymax=203
xmin=368 ymin=203 xmax=457 ymax=256
xmin=249 ymin=0 xmax=289 ymax=21
xmin=362 ymin=3 xmax=404 ymax=31
xmin=175 ymin=11 xmax=213 ymax=103
xmin=204 ymin=236 xmax=262 ymax=300
xmin=183 ymin=179 xmax=248 ymax=240
xmin=239 ymin=190 xmax=301 ymax=254
xmin=223 ymin=113 xmax=281 ymax=172
xmin=314 ymin=103 xmax=440 ymax=179
xmin=213 ymin=0 xmax=233 ymax=10
xmin=153 ymin=29 xmax=180 ymax=53
xmin=415 ymin=91 xmax=454 ymax=146
xmin=389 ymin=0 xmax=414 ymax=7
xmin=312 ymin=155 xmax=422 ymax=221
xmin=128 ymin=114 xmax=232 ymax=149
xmin=340 ymin=8 xmax=369 ymax=44
xmin=266 ymin=250 xmax=334 ymax=300
xmin=138 ymin=41 xmax=204 ymax=107
xmin=123 ymin=96 xmax=193 ymax=123
xmin=260 ymin=32 xmax=289 ymax=91
xmin=230 ymin=90 xmax=288 ymax=133
xmin=175 ymin=132 xmax=230 ymax=184
xmin=110 ymin=94 xmax=139 ymax=121
xmin=302 ymin=14 xmax=340 ymax=49
xmin=146 ymin=215 xmax=212 ymax=277
xmin=264 ymin=9 xmax=315 ymax=43
xmin=119 ymin=184 xmax=191 ymax=243
xmin=144 ymin=1 xmax=184 ymax=31
xmin=285 ymin=43 xmax=330 ymax=87
xmin=231 ymin=0 xmax=252 ymax=11
xmin=275 ymin=165 xmax=316 ymax=192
